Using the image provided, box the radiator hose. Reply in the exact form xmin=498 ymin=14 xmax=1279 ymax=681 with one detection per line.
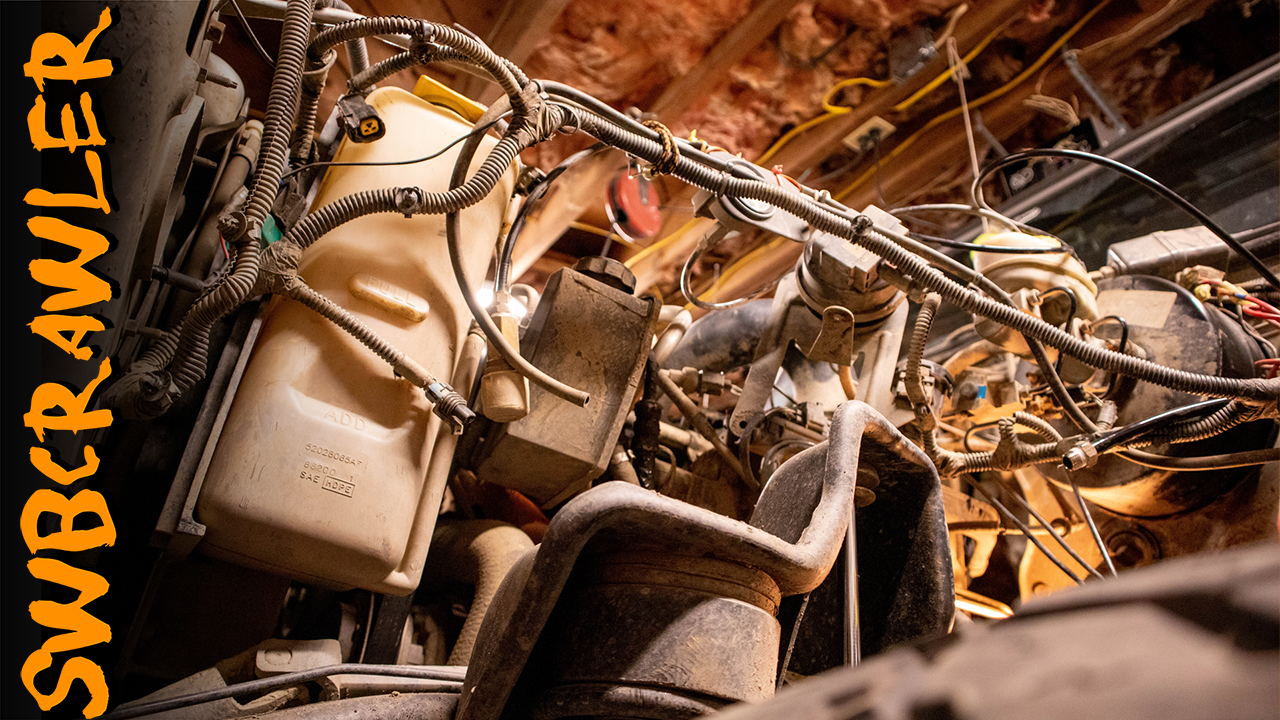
xmin=426 ymin=520 xmax=534 ymax=666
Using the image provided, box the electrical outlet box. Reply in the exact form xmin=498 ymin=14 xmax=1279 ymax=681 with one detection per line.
xmin=842 ymin=117 xmax=896 ymax=152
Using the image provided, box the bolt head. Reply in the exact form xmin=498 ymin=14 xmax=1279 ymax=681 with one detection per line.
xmin=574 ymin=256 xmax=636 ymax=294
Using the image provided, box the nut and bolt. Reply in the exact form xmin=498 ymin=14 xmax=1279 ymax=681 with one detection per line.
xmin=574 ymin=256 xmax=636 ymax=294
xmin=1061 ymin=441 xmax=1099 ymax=471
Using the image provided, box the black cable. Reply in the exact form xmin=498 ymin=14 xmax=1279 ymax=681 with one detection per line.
xmin=963 ymin=420 xmax=1000 ymax=452
xmin=1091 ymin=315 xmax=1129 ymax=399
xmin=889 ymin=203 xmax=1071 ymax=248
xmin=445 ymin=99 xmax=591 ymax=406
xmin=497 ymin=143 xmax=604 ymax=291
xmin=908 ymin=231 xmax=1071 ymax=254
xmin=226 ymin=0 xmax=276 ymax=67
xmin=99 ymin=664 xmax=465 ymax=720
xmin=959 ymin=475 xmax=1084 ymax=585
xmin=535 ymin=75 xmax=1279 ymax=476
xmin=1072 ymin=481 xmax=1118 ymax=577
xmin=1000 ymin=483 xmax=1105 ymax=581
xmin=1091 ymin=398 xmax=1232 ymax=455
xmin=280 ymin=115 xmax=508 ymax=182
xmin=1115 ymin=447 xmax=1279 ymax=471
xmin=570 ymin=94 xmax=1277 ymax=402
xmin=1039 ymin=286 xmax=1078 ymax=326
xmin=972 ymin=148 xmax=1280 ymax=291
xmin=539 ymin=81 xmax=737 ymax=174
xmin=1092 ymin=316 xmax=1129 ymax=357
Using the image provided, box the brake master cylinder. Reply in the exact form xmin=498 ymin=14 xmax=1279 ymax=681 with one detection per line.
xmin=970 ymin=231 xmax=1098 ymax=355
xmin=196 ymin=86 xmax=516 ymax=594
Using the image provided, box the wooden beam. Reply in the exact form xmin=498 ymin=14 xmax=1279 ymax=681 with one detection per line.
xmin=650 ymin=0 xmax=806 ymax=120
xmin=504 ymin=0 xmax=804 ymax=292
xmin=835 ymin=0 xmax=1221 ymax=212
xmin=764 ymin=0 xmax=1024 ymax=173
xmin=460 ymin=0 xmax=574 ymax=102
xmin=683 ymin=0 xmax=1222 ymax=311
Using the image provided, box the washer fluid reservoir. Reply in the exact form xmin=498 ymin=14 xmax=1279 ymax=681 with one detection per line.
xmin=196 ymin=86 xmax=515 ymax=594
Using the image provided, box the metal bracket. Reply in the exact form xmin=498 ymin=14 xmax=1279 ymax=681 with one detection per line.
xmin=802 ymin=306 xmax=856 ymax=365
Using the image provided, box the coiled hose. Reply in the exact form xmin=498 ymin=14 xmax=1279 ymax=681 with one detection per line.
xmin=904 ymin=293 xmax=942 ymax=407
xmin=347 ymin=45 xmax=472 ymax=93
xmin=349 ymin=51 xmax=415 ymax=92
xmin=286 ymin=282 xmax=436 ymax=388
xmin=1098 ymin=399 xmax=1263 ymax=452
xmin=276 ymin=188 xmax=399 ymax=251
xmin=266 ymin=120 xmax=524 ymax=259
xmin=291 ymin=49 xmax=336 ymax=163
xmin=904 ymin=291 xmax=1063 ymax=476
xmin=571 ymin=110 xmax=1278 ymax=404
xmin=923 ymin=416 xmax=1060 ymax=476
xmin=166 ymin=0 xmax=313 ymax=396
xmin=309 ymin=17 xmax=527 ymax=110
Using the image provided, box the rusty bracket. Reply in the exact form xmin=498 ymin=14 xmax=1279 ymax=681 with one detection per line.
xmin=802 ymin=305 xmax=856 ymax=365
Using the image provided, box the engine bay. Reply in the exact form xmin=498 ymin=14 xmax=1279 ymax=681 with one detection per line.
xmin=7 ymin=2 xmax=1279 ymax=718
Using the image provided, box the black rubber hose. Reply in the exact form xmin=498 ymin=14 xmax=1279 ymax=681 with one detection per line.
xmin=496 ymin=144 xmax=601 ymax=291
xmin=571 ymin=109 xmax=1278 ymax=403
xmin=631 ymin=358 xmax=663 ymax=489
xmin=1116 ymin=447 xmax=1280 ymax=470
xmin=445 ymin=99 xmax=591 ymax=406
xmin=1091 ymin=399 xmax=1232 ymax=454
xmin=1144 ymin=400 xmax=1262 ymax=445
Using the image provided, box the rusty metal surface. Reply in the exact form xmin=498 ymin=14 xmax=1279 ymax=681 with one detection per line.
xmin=457 ymin=401 xmax=939 ymax=720
xmin=536 ymin=552 xmax=782 ymax=710
xmin=1042 ymin=275 xmax=1274 ymax=516
xmin=242 ymin=693 xmax=458 ymax=719
xmin=712 ymin=543 xmax=1279 ymax=720
xmin=751 ymin=428 xmax=954 ymax=668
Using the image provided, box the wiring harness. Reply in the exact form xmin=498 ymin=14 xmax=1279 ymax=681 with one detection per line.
xmin=112 ymin=2 xmax=1278 ymax=457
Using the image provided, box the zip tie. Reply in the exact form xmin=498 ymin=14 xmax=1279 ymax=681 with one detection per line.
xmin=712 ymin=167 xmax=733 ymax=197
xmin=641 ymin=119 xmax=681 ymax=176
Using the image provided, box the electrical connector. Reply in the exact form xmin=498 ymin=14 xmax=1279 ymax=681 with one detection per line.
xmin=425 ymin=381 xmax=475 ymax=433
xmin=337 ymin=94 xmax=386 ymax=143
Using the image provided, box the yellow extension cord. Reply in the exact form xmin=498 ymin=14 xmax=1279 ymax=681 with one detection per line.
xmin=834 ymin=0 xmax=1113 ymax=202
